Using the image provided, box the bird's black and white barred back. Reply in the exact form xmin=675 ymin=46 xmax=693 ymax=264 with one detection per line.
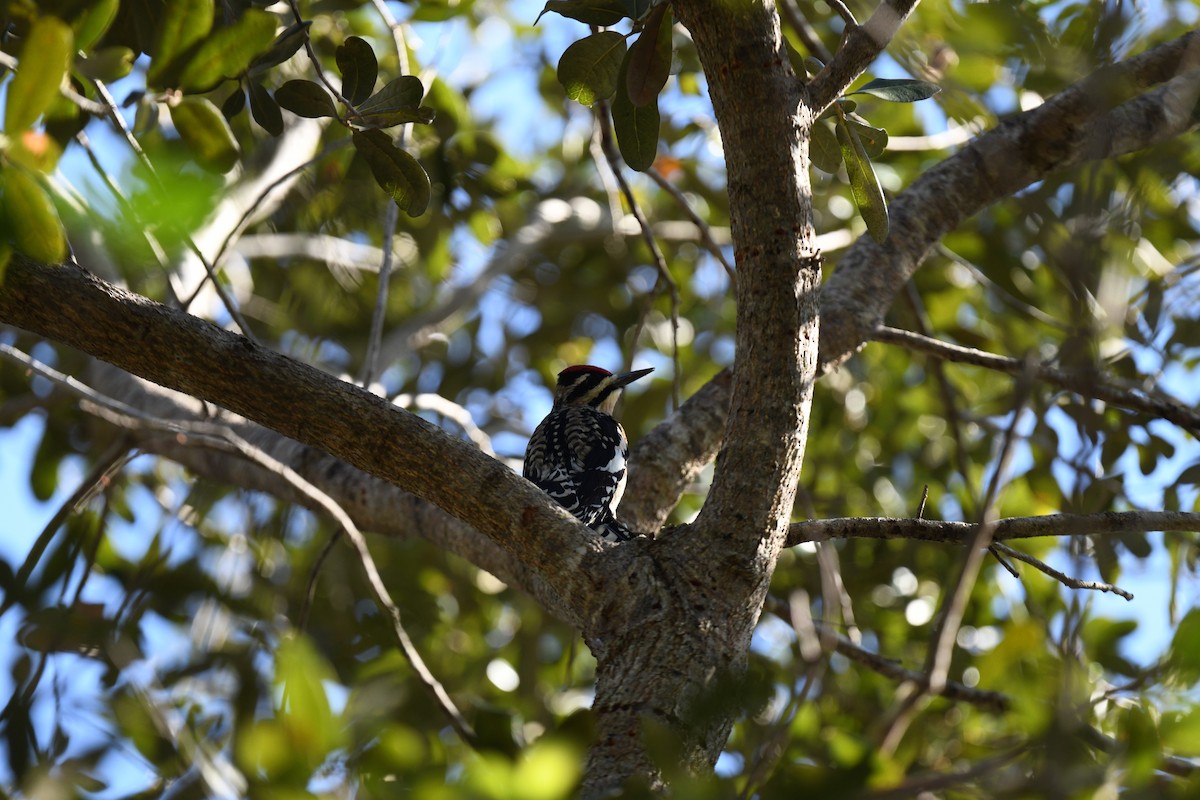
xmin=523 ymin=365 xmax=653 ymax=541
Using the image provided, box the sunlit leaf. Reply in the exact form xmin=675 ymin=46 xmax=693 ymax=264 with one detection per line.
xmin=72 ymin=0 xmax=119 ymax=50
xmin=848 ymin=77 xmax=942 ymax=102
xmin=810 ymin=121 xmax=842 ymax=173
xmin=1 ymin=168 xmax=68 ymax=265
xmin=352 ymin=129 xmax=432 ymax=216
xmin=625 ymin=3 xmax=673 ymax=107
xmin=847 ymin=119 xmax=888 ymax=158
xmin=5 ymin=17 xmax=74 ymax=132
xmin=169 ymin=97 xmax=241 ymax=173
xmin=147 ymin=0 xmax=212 ymax=86
xmin=76 ymin=46 xmax=135 ymax=81
xmin=338 ymin=36 xmax=379 ymax=106
xmin=556 ymin=31 xmax=627 ymax=107
xmin=177 ymin=9 xmax=277 ymax=91
xmin=836 ymin=114 xmax=888 ymax=242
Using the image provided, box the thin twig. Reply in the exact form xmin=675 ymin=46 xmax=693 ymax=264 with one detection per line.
xmin=827 ymin=0 xmax=860 ymax=28
xmin=902 ymin=283 xmax=978 ymax=517
xmin=594 ymin=103 xmax=682 ymax=408
xmin=873 ymin=325 xmax=1200 ymax=437
xmin=0 ymin=343 xmax=480 ymax=750
xmin=362 ymin=200 xmax=399 ymax=388
xmin=0 ymin=51 xmax=110 ymax=114
xmin=990 ymin=541 xmax=1134 ymax=600
xmin=935 ymin=244 xmax=1069 ymax=329
xmin=90 ymin=78 xmax=256 ymax=339
xmin=646 ymin=166 xmax=736 ymax=286
xmin=0 ymin=439 xmax=135 ymax=618
xmin=778 ymin=0 xmax=834 ymax=64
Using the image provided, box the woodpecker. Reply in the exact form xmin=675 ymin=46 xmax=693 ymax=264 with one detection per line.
xmin=523 ymin=364 xmax=653 ymax=541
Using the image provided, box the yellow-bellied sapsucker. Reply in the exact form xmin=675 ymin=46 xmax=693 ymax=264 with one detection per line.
xmin=523 ymin=364 xmax=653 ymax=541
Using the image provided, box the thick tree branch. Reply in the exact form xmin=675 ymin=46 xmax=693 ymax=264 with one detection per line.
xmin=788 ymin=511 xmax=1200 ymax=546
xmin=818 ymin=30 xmax=1200 ymax=371
xmin=808 ymin=0 xmax=923 ymax=112
xmin=0 ymin=256 xmax=612 ymax=627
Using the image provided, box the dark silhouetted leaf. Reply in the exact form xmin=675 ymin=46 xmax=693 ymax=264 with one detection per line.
xmin=169 ymin=97 xmax=241 ymax=173
xmin=177 ymin=9 xmax=277 ymax=91
xmin=357 ymin=76 xmax=424 ymax=114
xmin=625 ymin=3 xmax=672 ymax=106
xmin=849 ymin=77 xmax=942 ymax=102
xmin=352 ymin=130 xmax=431 ymax=216
xmin=249 ymin=19 xmax=310 ymax=75
xmin=248 ymin=81 xmax=283 ymax=135
xmin=6 ymin=17 xmax=74 ymax=132
xmin=557 ymin=31 xmax=626 ymax=107
xmin=338 ymin=36 xmax=379 ymax=105
xmin=147 ymin=0 xmax=212 ymax=86
xmin=2 ymin=168 xmax=68 ymax=265
xmin=221 ymin=85 xmax=247 ymax=119
xmin=275 ymin=79 xmax=338 ymax=118
xmin=612 ymin=54 xmax=659 ymax=171
xmin=836 ymin=115 xmax=888 ymax=242
xmin=621 ymin=0 xmax=651 ymax=19
xmin=354 ymin=107 xmax=436 ymax=129
xmin=536 ymin=0 xmax=627 ymax=26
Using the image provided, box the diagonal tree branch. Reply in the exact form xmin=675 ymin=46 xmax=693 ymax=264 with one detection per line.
xmin=0 ymin=255 xmax=612 ymax=629
xmin=808 ymin=0 xmax=923 ymax=113
xmin=873 ymin=325 xmax=1200 ymax=436
xmin=818 ymin=30 xmax=1200 ymax=371
xmin=787 ymin=511 xmax=1200 ymax=547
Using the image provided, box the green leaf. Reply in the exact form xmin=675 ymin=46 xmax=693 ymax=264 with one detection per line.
xmin=622 ymin=0 xmax=651 ymax=19
xmin=248 ymin=81 xmax=283 ymax=136
xmin=847 ymin=119 xmax=887 ymax=158
xmin=275 ymin=79 xmax=338 ymax=118
xmin=625 ymin=3 xmax=672 ymax=107
xmin=75 ymin=46 xmax=135 ymax=82
xmin=6 ymin=16 xmax=74 ymax=132
xmin=249 ymin=20 xmax=310 ymax=75
xmin=1168 ymin=608 xmax=1200 ymax=684
xmin=169 ymin=97 xmax=241 ymax=173
xmin=536 ymin=0 xmax=627 ymax=26
xmin=148 ymin=0 xmax=212 ymax=86
xmin=352 ymin=130 xmax=432 ymax=216
xmin=177 ymin=9 xmax=278 ymax=91
xmin=848 ymin=77 xmax=942 ymax=102
xmin=836 ymin=115 xmax=888 ymax=243
xmin=357 ymin=76 xmax=424 ymax=114
xmin=556 ymin=31 xmax=627 ymax=108
xmin=354 ymin=107 xmax=437 ymax=129
xmin=72 ymin=0 xmax=119 ymax=51
xmin=337 ymin=36 xmax=379 ymax=106
xmin=809 ymin=121 xmax=842 ymax=174
xmin=1 ymin=168 xmax=68 ymax=265
xmin=612 ymin=53 xmax=660 ymax=171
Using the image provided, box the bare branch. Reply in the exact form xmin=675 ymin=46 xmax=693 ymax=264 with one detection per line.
xmin=788 ymin=510 xmax=1200 ymax=546
xmin=873 ymin=325 xmax=1200 ymax=437
xmin=0 ymin=342 xmax=481 ymax=748
xmin=990 ymin=541 xmax=1134 ymax=600
xmin=0 ymin=257 xmax=613 ymax=630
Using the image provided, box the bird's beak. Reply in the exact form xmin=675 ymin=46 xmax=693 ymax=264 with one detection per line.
xmin=613 ymin=367 xmax=654 ymax=388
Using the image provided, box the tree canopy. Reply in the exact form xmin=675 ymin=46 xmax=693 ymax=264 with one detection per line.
xmin=1 ymin=0 xmax=1198 ymax=797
